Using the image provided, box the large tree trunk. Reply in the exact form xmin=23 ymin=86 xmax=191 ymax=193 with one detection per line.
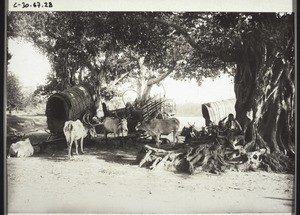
xmin=234 ymin=31 xmax=295 ymax=156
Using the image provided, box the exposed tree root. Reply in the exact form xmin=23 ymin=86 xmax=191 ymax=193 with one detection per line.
xmin=260 ymin=152 xmax=295 ymax=173
xmin=136 ymin=134 xmax=295 ymax=174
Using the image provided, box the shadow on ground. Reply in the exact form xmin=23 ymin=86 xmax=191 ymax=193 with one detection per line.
xmin=33 ymin=137 xmax=148 ymax=165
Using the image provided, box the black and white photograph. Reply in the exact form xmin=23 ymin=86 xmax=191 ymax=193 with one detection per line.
xmin=5 ymin=0 xmax=296 ymax=214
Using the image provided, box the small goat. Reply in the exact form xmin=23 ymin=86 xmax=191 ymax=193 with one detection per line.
xmin=63 ymin=119 xmax=96 ymax=159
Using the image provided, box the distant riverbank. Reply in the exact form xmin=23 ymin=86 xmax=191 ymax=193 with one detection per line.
xmin=176 ymin=103 xmax=203 ymax=117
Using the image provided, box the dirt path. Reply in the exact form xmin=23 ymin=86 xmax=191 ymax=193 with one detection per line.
xmin=6 ymin=114 xmax=295 ymax=214
xmin=7 ymin=144 xmax=295 ymax=214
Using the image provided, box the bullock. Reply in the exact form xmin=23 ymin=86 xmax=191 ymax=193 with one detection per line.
xmin=180 ymin=122 xmax=197 ymax=141
xmin=63 ymin=119 xmax=96 ymax=159
xmin=8 ymin=138 xmax=34 ymax=158
xmin=103 ymin=117 xmax=128 ymax=142
xmin=135 ymin=118 xmax=180 ymax=147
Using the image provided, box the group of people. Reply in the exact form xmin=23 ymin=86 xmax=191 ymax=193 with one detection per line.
xmin=203 ymin=113 xmax=243 ymax=138
xmin=181 ymin=113 xmax=243 ymax=141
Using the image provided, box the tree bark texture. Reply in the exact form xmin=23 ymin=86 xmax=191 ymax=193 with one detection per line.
xmin=234 ymin=31 xmax=295 ymax=155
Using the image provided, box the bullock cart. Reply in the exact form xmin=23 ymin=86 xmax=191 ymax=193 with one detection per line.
xmin=179 ymin=98 xmax=236 ymax=141
xmin=44 ymin=84 xmax=96 ymax=143
xmin=43 ymin=83 xmax=176 ymax=147
xmin=99 ymin=97 xmax=177 ymax=142
xmin=202 ymin=98 xmax=236 ymax=126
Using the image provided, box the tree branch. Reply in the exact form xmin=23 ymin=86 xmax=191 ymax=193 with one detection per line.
xmin=152 ymin=18 xmax=218 ymax=58
xmin=147 ymin=62 xmax=176 ymax=86
xmin=146 ymin=16 xmax=238 ymax=63
xmin=153 ymin=18 xmax=200 ymax=50
xmin=109 ymin=72 xmax=130 ymax=87
xmin=147 ymin=70 xmax=171 ymax=86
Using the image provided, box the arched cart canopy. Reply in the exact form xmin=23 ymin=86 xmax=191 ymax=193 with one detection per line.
xmin=202 ymin=98 xmax=236 ymax=126
xmin=46 ymin=84 xmax=95 ymax=133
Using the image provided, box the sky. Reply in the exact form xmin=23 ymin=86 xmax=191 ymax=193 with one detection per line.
xmin=8 ymin=39 xmax=51 ymax=88
xmin=7 ymin=39 xmax=235 ymax=104
xmin=160 ymin=75 xmax=235 ymax=104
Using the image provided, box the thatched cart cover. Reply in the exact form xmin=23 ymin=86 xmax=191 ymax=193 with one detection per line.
xmin=46 ymin=84 xmax=95 ymax=133
xmin=141 ymin=98 xmax=164 ymax=121
xmin=202 ymin=98 xmax=236 ymax=126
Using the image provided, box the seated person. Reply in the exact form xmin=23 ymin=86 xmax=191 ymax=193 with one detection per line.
xmin=224 ymin=113 xmax=243 ymax=135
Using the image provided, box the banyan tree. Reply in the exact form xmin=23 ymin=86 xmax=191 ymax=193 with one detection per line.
xmin=170 ymin=13 xmax=295 ymax=156
xmin=135 ymin=13 xmax=295 ymax=173
xmin=8 ymin=12 xmax=295 ymax=172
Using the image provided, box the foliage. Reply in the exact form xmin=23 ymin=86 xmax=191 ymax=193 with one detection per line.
xmin=6 ymin=70 xmax=24 ymax=108
xmin=7 ymin=12 xmax=293 ymax=87
xmin=7 ymin=11 xmax=295 ymax=156
xmin=7 ymin=12 xmax=232 ymax=95
xmin=22 ymin=89 xmax=47 ymax=114
xmin=34 ymin=72 xmax=65 ymax=96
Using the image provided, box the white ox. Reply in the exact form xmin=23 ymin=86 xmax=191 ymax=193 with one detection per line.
xmin=136 ymin=118 xmax=180 ymax=147
xmin=8 ymin=138 xmax=34 ymax=158
xmin=63 ymin=119 xmax=96 ymax=159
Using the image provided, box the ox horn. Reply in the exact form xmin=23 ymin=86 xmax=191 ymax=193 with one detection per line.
xmin=83 ymin=112 xmax=94 ymax=127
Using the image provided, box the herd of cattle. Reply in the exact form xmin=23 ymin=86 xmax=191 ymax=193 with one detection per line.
xmin=60 ymin=111 xmax=242 ymax=159
xmin=8 ymin=109 xmax=242 ymax=159
xmin=62 ymin=114 xmax=181 ymax=159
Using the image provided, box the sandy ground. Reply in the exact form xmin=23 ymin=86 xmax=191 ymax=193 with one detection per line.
xmin=6 ymin=114 xmax=295 ymax=214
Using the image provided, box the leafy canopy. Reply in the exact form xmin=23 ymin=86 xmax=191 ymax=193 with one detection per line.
xmin=8 ymin=12 xmax=294 ymax=96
